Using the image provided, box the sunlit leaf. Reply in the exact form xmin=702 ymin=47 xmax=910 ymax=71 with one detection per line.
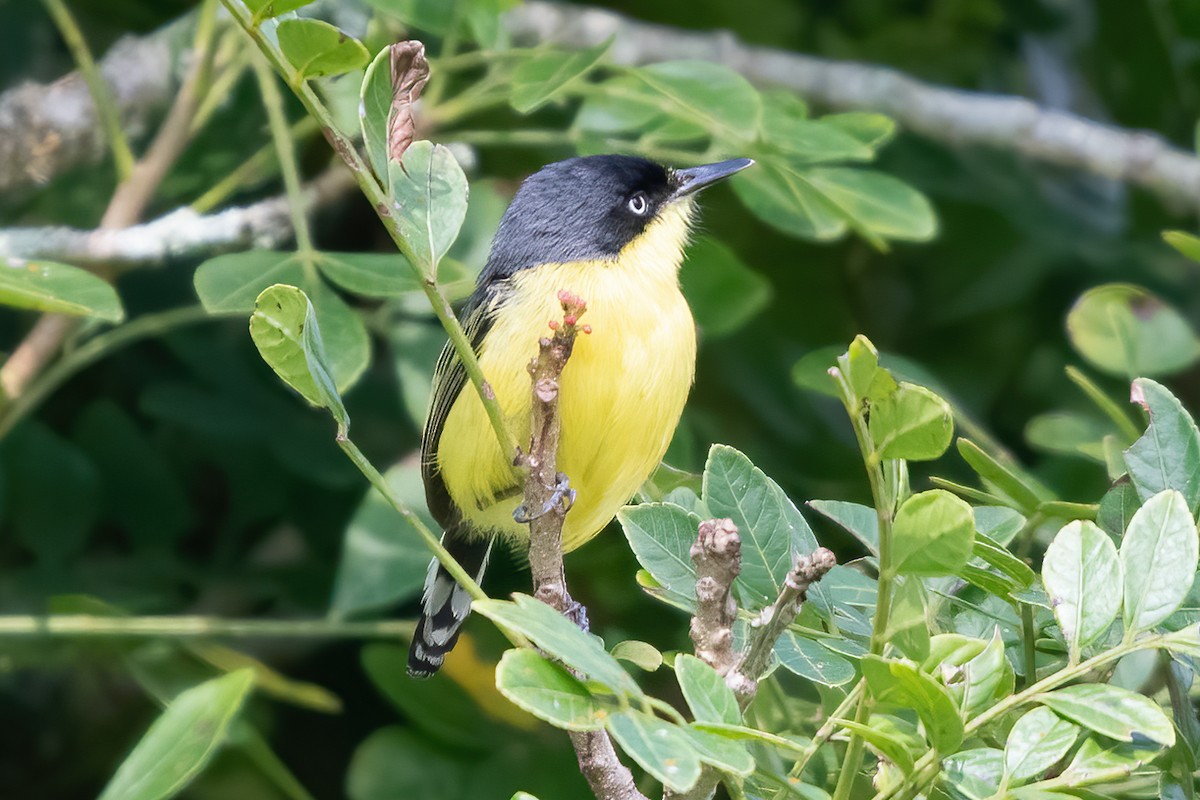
xmin=862 ymin=655 xmax=964 ymax=753
xmin=1121 ymin=489 xmax=1199 ymax=633
xmin=1042 ymin=520 xmax=1121 ymax=655
xmin=1003 ymin=707 xmax=1080 ymax=783
xmin=675 ymin=654 xmax=740 ymax=725
xmin=1036 ymin=684 xmax=1175 ymax=746
xmin=773 ymin=631 xmax=856 ymax=686
xmin=277 ymin=19 xmax=369 ymax=80
xmin=387 ymin=141 xmax=469 ymax=274
xmin=805 ymin=167 xmax=937 ymax=245
xmin=606 ymin=710 xmax=701 ymax=792
xmin=868 ymin=382 xmax=953 ymax=461
xmin=1067 ymin=284 xmax=1200 ymax=378
xmin=1125 ymin=379 xmax=1200 ymax=514
xmin=892 ymin=490 xmax=975 ymax=577
xmin=634 ymin=60 xmax=761 ymax=142
xmin=0 ymin=256 xmax=123 ymax=321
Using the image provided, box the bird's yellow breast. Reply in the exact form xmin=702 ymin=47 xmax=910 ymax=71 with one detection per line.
xmin=436 ymin=204 xmax=697 ymax=551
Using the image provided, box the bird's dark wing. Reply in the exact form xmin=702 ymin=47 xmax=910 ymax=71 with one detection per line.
xmin=420 ymin=285 xmax=501 ymax=529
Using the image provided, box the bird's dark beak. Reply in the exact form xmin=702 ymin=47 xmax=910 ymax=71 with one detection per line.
xmin=669 ymin=158 xmax=754 ymax=201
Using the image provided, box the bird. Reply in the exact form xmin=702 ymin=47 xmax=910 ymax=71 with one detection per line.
xmin=408 ymin=154 xmax=753 ymax=677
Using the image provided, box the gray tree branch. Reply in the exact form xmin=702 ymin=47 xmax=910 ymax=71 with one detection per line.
xmin=0 ymin=169 xmax=351 ymax=266
xmin=506 ymin=1 xmax=1200 ymax=215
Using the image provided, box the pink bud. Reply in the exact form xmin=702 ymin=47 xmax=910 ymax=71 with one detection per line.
xmin=564 ymin=314 xmax=577 ymax=326
xmin=547 ymin=319 xmax=559 ymax=330
xmin=581 ymin=324 xmax=592 ymax=335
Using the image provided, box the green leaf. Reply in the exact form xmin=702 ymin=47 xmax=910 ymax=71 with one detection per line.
xmin=942 ymin=748 xmax=1003 ymax=800
xmin=360 ymin=0 xmax=455 ymax=33
xmin=277 ymin=19 xmax=369 ymax=80
xmin=1042 ymin=520 xmax=1121 ymax=656
xmin=1098 ymin=479 xmax=1141 ymax=538
xmin=760 ymin=94 xmax=873 ymax=163
xmin=0 ymin=257 xmax=123 ymax=321
xmin=249 ymin=284 xmax=349 ymax=435
xmin=473 ymin=595 xmax=640 ymax=696
xmin=1025 ymin=411 xmax=1109 ymax=462
xmin=618 ymin=502 xmax=701 ymax=603
xmin=834 ymin=717 xmax=915 ymax=774
xmin=675 ymin=654 xmax=740 ymax=725
xmin=1125 ymin=378 xmax=1200 ymax=514
xmin=689 ymin=722 xmax=807 ymax=755
xmin=574 ymin=75 xmax=663 ymax=134
xmin=868 ymin=382 xmax=953 ymax=460
xmin=387 ymin=141 xmax=469 ymax=274
xmin=808 ymin=499 xmax=878 ymax=556
xmin=1164 ymin=230 xmax=1200 ymax=263
xmin=1003 ymin=707 xmax=1080 ymax=783
xmin=495 ymin=649 xmax=605 ymax=731
xmin=732 ymin=158 xmax=847 ymax=240
xmin=1121 ymin=489 xmax=1199 ymax=633
xmin=360 ymin=47 xmax=391 ymax=180
xmin=1059 ymin=737 xmax=1162 ymax=781
xmin=346 ymin=727 xmax=464 ymax=800
xmin=804 ymin=167 xmax=937 ymax=244
xmin=680 ymin=726 xmax=754 ymax=776
xmin=884 ymin=576 xmax=930 ymax=660
xmin=606 ymin=710 xmax=701 ymax=792
xmin=1035 ymin=684 xmax=1175 ymax=746
xmin=773 ymin=631 xmax=856 ymax=686
xmin=972 ymin=534 xmax=1035 ymax=590
xmin=330 ymin=462 xmax=434 ymax=616
xmin=5 ymin=422 xmax=99 ymax=561
xmin=823 ymin=112 xmax=896 ymax=149
xmin=842 ymin=334 xmax=898 ymax=403
xmin=957 ymin=438 xmax=1044 ymax=512
xmin=678 ymin=236 xmax=771 ymax=339
xmin=959 ymin=629 xmax=1013 ymax=717
xmin=314 ymin=252 xmax=422 ymax=298
xmin=861 ymin=655 xmax=964 ymax=753
xmin=702 ymin=444 xmax=819 ymax=608
xmin=98 ymin=670 xmax=255 ymax=800
xmin=193 ymin=250 xmax=370 ymax=391
xmin=510 ymin=39 xmax=611 ymax=113
xmin=891 ymin=490 xmax=975 ymax=577
xmin=1067 ymin=284 xmax=1200 ymax=378
xmin=244 ymin=0 xmax=314 ymax=22
xmin=610 ymin=640 xmax=662 ymax=672
xmin=634 ymin=60 xmax=761 ymax=142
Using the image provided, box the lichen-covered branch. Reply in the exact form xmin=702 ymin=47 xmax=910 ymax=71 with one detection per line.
xmin=688 ymin=518 xmax=741 ymax=677
xmin=506 ymin=1 xmax=1200 ymax=215
xmin=0 ymin=169 xmax=351 ymax=266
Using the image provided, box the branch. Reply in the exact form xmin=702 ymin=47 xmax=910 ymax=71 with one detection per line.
xmin=0 ymin=169 xmax=351 ymax=266
xmin=506 ymin=1 xmax=1200 ymax=215
xmin=519 ymin=293 xmax=647 ymax=800
xmin=672 ymin=523 xmax=836 ymax=800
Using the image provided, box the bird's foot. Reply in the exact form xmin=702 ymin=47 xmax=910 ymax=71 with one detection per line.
xmin=564 ymin=599 xmax=590 ymax=631
xmin=512 ymin=472 xmax=576 ymax=523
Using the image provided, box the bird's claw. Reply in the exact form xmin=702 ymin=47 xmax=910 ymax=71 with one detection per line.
xmin=564 ymin=600 xmax=589 ymax=631
xmin=513 ymin=472 xmax=576 ymax=523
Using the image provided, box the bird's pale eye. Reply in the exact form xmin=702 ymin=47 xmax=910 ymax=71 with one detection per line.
xmin=627 ymin=193 xmax=649 ymax=215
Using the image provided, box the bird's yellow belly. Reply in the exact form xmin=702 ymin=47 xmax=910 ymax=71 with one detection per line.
xmin=436 ymin=260 xmax=696 ymax=552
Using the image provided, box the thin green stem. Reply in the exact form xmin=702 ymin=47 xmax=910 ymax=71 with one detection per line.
xmin=0 ymin=306 xmax=217 ymax=441
xmin=874 ymin=630 xmax=1187 ymax=800
xmin=1066 ymin=365 xmax=1142 ymax=443
xmin=1020 ymin=602 xmax=1037 ymax=688
xmin=220 ymin=0 xmax=519 ymax=464
xmin=336 ymin=438 xmax=485 ymax=602
xmin=831 ymin=364 xmax=897 ymax=800
xmin=40 ymin=0 xmax=135 ymax=180
xmin=776 ymin=681 xmax=865 ymax=796
xmin=0 ymin=614 xmax=415 ymax=639
xmin=252 ymin=52 xmax=314 ymax=254
xmin=191 ymin=117 xmax=321 ymax=214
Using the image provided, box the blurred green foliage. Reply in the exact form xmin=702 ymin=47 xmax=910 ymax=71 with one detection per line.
xmin=3 ymin=0 xmax=1200 ymax=798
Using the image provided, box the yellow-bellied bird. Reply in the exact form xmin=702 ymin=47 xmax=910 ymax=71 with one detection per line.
xmin=409 ymin=155 xmax=753 ymax=677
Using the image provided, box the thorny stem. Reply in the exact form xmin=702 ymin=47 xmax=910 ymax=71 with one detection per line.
xmin=40 ymin=0 xmax=135 ymax=181
xmin=251 ymin=52 xmax=314 ymax=255
xmin=219 ymin=0 xmax=520 ymax=465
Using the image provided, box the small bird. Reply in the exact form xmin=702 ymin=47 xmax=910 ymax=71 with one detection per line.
xmin=408 ymin=154 xmax=753 ymax=677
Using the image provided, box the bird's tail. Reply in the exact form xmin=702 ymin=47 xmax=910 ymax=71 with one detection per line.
xmin=407 ymin=531 xmax=494 ymax=678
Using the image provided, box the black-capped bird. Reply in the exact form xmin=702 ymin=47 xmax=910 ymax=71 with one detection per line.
xmin=408 ymin=154 xmax=753 ymax=677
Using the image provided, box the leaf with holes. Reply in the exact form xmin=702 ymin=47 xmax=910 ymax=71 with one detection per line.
xmin=277 ymin=19 xmax=369 ymax=80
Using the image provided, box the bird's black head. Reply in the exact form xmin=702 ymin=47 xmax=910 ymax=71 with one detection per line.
xmin=480 ymin=154 xmax=752 ymax=280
